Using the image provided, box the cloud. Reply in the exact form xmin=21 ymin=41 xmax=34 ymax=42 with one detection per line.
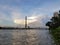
xmin=0 ymin=0 xmax=60 ymax=27
xmin=0 ymin=5 xmax=21 ymax=19
xmin=0 ymin=4 xmax=51 ymax=27
xmin=11 ymin=11 xmax=21 ymax=19
xmin=0 ymin=12 xmax=11 ymax=21
xmin=0 ymin=5 xmax=22 ymax=26
xmin=12 ymin=15 xmax=47 ymax=27
xmin=0 ymin=0 xmax=21 ymax=5
xmin=0 ymin=5 xmax=20 ymax=12
xmin=26 ymin=8 xmax=51 ymax=27
xmin=13 ymin=16 xmax=37 ymax=25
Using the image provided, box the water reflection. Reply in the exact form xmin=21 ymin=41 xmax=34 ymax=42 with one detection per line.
xmin=0 ymin=29 xmax=54 ymax=45
xmin=0 ymin=30 xmax=13 ymax=45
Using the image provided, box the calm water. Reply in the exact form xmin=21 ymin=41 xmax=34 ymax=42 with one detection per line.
xmin=0 ymin=29 xmax=54 ymax=45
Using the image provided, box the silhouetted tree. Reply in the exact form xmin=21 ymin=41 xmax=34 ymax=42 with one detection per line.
xmin=46 ymin=10 xmax=60 ymax=29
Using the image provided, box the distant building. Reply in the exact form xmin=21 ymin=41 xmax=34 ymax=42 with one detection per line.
xmin=54 ymin=12 xmax=59 ymax=17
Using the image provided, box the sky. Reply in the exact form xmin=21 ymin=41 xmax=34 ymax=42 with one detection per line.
xmin=0 ymin=0 xmax=60 ymax=27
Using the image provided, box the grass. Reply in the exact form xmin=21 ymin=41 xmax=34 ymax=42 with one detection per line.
xmin=50 ymin=27 xmax=60 ymax=45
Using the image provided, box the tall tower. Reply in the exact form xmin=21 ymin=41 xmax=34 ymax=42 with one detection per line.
xmin=25 ymin=16 xmax=27 ymax=28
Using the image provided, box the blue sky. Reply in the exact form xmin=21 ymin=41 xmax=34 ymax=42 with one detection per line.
xmin=0 ymin=0 xmax=60 ymax=27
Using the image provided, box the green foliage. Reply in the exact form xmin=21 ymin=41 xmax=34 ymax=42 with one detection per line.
xmin=46 ymin=10 xmax=60 ymax=29
xmin=46 ymin=10 xmax=60 ymax=45
xmin=51 ymin=27 xmax=60 ymax=45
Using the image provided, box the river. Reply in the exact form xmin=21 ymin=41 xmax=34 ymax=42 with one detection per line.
xmin=0 ymin=29 xmax=54 ymax=45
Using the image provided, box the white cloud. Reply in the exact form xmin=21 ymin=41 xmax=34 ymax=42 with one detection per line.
xmin=0 ymin=12 xmax=11 ymax=21
xmin=0 ymin=5 xmax=22 ymax=26
xmin=0 ymin=5 xmax=21 ymax=20
xmin=13 ymin=16 xmax=37 ymax=25
xmin=11 ymin=11 xmax=21 ymax=19
xmin=0 ymin=1 xmax=60 ymax=27
xmin=28 ymin=15 xmax=49 ymax=27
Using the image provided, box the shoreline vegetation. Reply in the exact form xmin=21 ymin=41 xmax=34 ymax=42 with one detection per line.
xmin=46 ymin=10 xmax=60 ymax=45
xmin=50 ymin=27 xmax=60 ymax=45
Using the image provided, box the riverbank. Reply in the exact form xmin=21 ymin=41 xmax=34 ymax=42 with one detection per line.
xmin=50 ymin=27 xmax=60 ymax=45
xmin=0 ymin=27 xmax=48 ymax=30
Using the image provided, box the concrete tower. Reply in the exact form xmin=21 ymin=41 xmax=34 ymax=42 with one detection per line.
xmin=25 ymin=16 xmax=27 ymax=28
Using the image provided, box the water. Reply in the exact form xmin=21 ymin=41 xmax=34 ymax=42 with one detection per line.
xmin=0 ymin=29 xmax=54 ymax=45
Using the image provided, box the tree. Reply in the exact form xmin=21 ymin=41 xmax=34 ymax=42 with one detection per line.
xmin=46 ymin=10 xmax=60 ymax=29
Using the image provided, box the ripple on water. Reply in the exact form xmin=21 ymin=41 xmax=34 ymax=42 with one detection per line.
xmin=0 ymin=29 xmax=54 ymax=45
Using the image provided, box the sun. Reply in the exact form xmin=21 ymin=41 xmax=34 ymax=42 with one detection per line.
xmin=14 ymin=19 xmax=24 ymax=25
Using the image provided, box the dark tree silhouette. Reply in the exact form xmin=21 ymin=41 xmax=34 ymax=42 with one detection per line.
xmin=46 ymin=10 xmax=60 ymax=29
